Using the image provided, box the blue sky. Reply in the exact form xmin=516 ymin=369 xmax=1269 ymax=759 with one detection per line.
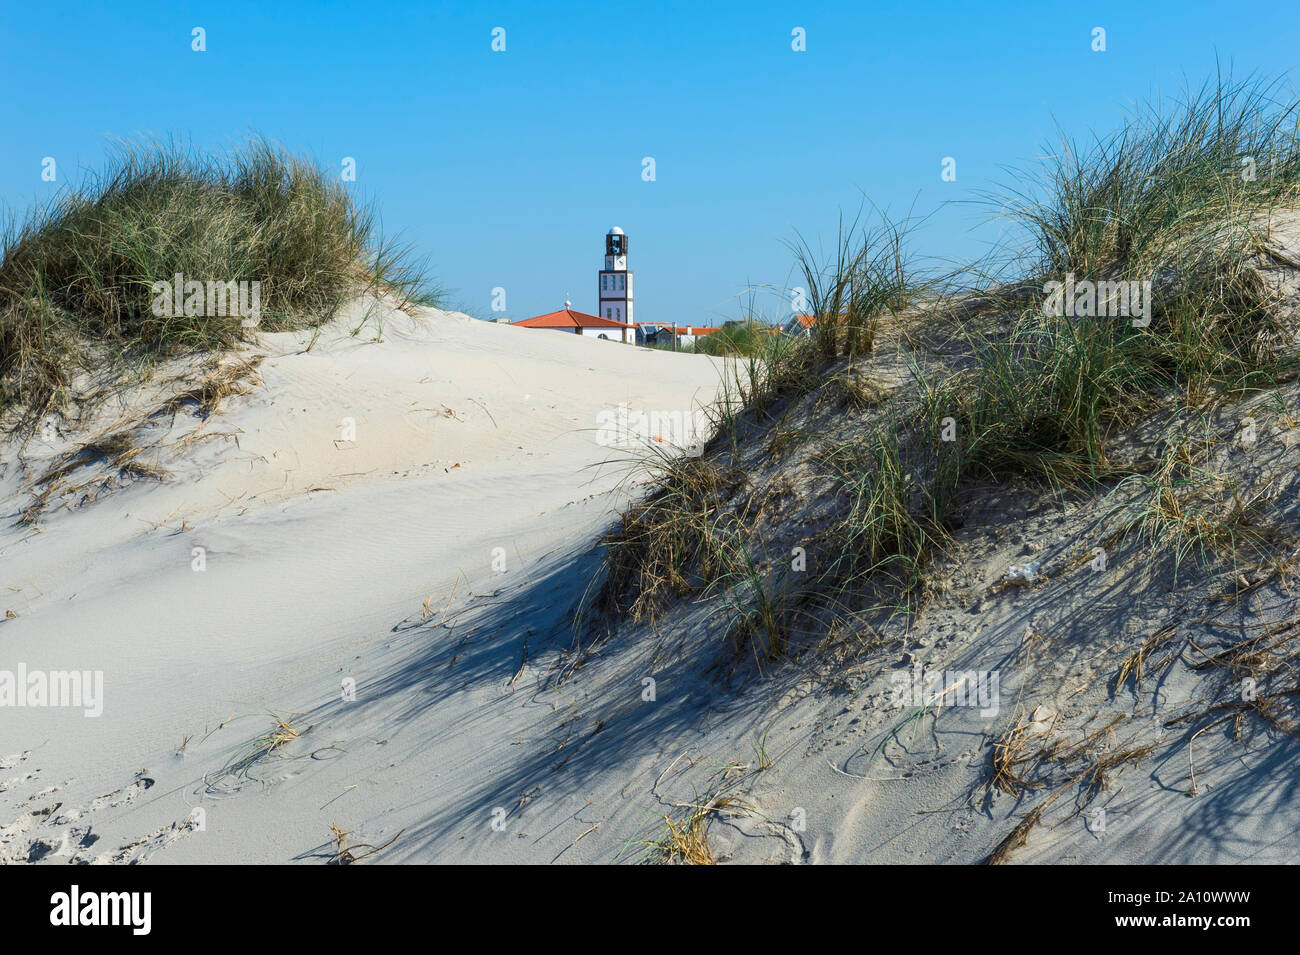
xmin=2 ymin=1 xmax=1297 ymax=326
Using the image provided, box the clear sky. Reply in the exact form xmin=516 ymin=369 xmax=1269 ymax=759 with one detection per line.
xmin=2 ymin=1 xmax=1297 ymax=326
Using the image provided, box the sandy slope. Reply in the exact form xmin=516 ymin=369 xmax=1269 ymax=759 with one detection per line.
xmin=0 ymin=299 xmax=726 ymax=864
xmin=5 ymin=285 xmax=1298 ymax=866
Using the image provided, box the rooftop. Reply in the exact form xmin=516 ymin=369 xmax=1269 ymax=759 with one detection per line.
xmin=513 ymin=307 xmax=633 ymax=329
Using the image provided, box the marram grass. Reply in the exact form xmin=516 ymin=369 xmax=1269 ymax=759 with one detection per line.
xmin=0 ymin=136 xmax=431 ymax=421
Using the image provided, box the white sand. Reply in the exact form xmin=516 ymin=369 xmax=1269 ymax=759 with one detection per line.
xmin=0 ymin=299 xmax=725 ymax=863
xmin=5 ymin=290 xmax=1298 ymax=866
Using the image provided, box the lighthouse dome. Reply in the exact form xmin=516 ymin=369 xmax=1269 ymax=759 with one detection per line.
xmin=607 ymin=226 xmax=625 ymax=235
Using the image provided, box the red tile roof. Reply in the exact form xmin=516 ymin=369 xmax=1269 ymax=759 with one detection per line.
xmin=513 ymin=308 xmax=632 ymax=329
xmin=791 ymin=311 xmax=851 ymax=328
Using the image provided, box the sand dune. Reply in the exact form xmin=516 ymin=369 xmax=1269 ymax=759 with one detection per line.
xmin=5 ymin=287 xmax=1299 ymax=866
xmin=0 ymin=298 xmax=724 ymax=864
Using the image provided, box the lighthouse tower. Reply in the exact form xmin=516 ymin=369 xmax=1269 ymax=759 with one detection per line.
xmin=598 ymin=227 xmax=634 ymax=325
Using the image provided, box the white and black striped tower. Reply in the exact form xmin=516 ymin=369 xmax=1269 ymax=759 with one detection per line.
xmin=598 ymin=227 xmax=634 ymax=325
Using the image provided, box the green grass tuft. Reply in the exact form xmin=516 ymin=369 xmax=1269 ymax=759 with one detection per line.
xmin=0 ymin=136 xmax=428 ymax=421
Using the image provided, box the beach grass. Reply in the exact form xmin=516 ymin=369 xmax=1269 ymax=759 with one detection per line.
xmin=0 ymin=136 xmax=430 ymax=423
xmin=595 ymin=72 xmax=1300 ymax=662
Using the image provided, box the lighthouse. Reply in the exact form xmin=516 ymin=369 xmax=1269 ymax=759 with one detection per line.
xmin=597 ymin=227 xmax=634 ymax=325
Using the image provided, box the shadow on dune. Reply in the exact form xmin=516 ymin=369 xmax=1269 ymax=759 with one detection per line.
xmin=1143 ymin=726 xmax=1300 ymax=863
xmin=295 ymin=533 xmax=781 ymax=862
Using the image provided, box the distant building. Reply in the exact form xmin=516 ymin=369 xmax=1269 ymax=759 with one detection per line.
xmin=635 ymin=323 xmax=719 ymax=347
xmin=512 ymin=302 xmax=633 ymax=343
xmin=783 ymin=314 xmax=817 ymax=336
xmin=512 ymin=228 xmax=668 ymax=345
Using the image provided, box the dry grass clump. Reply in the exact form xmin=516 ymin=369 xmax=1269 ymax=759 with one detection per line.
xmin=39 ymin=429 xmax=168 ymax=485
xmin=989 ymin=717 xmax=1044 ymax=799
xmin=16 ymin=353 xmax=265 ymax=524
xmin=984 ymin=713 xmax=1157 ymax=864
xmin=205 ymin=711 xmax=308 ymax=792
xmin=1164 ymin=610 xmax=1300 ymax=741
xmin=820 ymin=370 xmax=893 ymax=413
xmin=640 ymin=760 xmax=752 ymax=865
xmin=984 ymin=805 xmax=1046 ymax=866
xmin=1096 ymin=412 xmax=1294 ymax=584
xmin=161 ymin=354 xmax=265 ymax=418
xmin=20 ymin=427 xmax=172 ymax=525
xmin=1113 ymin=624 xmax=1179 ymax=695
xmin=326 ymin=822 xmax=404 ymax=865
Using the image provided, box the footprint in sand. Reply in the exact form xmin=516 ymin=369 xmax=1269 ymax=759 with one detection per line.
xmin=0 ymin=751 xmax=32 ymax=771
xmin=0 ymin=804 xmax=59 ymax=863
xmin=0 ymin=771 xmax=38 ymax=793
xmin=89 ymin=774 xmax=155 ymax=811
xmin=53 ymin=804 xmax=83 ymax=824
xmin=86 ymin=820 xmax=192 ymax=865
xmin=18 ymin=825 xmax=99 ymax=864
xmin=0 ymin=768 xmax=191 ymax=865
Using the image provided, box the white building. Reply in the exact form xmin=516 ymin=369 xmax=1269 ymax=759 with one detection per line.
xmin=510 ymin=228 xmax=641 ymax=344
xmin=511 ymin=299 xmax=633 ymax=343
